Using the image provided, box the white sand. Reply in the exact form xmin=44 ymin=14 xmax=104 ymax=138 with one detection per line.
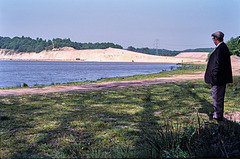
xmin=0 ymin=47 xmax=208 ymax=63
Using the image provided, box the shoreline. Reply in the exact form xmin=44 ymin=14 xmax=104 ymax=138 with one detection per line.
xmin=0 ymin=62 xmax=182 ymax=89
xmin=0 ymin=71 xmax=206 ymax=96
xmin=0 ymin=55 xmax=239 ymax=94
xmin=0 ymin=58 xmax=183 ymax=64
xmin=0 ymin=66 xmax=239 ymax=96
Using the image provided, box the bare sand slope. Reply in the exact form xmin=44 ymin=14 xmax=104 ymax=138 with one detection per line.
xmin=175 ymin=52 xmax=209 ymax=60
xmin=0 ymin=47 xmax=207 ymax=63
xmin=231 ymin=55 xmax=240 ymax=76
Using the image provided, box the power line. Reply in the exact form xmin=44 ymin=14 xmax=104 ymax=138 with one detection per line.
xmin=154 ymin=39 xmax=160 ymax=54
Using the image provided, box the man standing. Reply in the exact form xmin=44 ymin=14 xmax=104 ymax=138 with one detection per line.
xmin=204 ymin=31 xmax=233 ymax=121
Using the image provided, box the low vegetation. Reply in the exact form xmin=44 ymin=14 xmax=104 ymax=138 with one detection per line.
xmin=127 ymin=46 xmax=214 ymax=56
xmin=0 ymin=36 xmax=123 ymax=53
xmin=1 ymin=67 xmax=240 ymax=158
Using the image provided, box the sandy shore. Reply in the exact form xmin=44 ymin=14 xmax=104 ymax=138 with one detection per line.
xmin=0 ymin=47 xmax=209 ymax=63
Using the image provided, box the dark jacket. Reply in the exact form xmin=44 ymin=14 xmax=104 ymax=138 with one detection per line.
xmin=204 ymin=42 xmax=233 ymax=85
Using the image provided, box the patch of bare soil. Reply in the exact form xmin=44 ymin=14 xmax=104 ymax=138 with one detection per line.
xmin=224 ymin=112 xmax=240 ymax=123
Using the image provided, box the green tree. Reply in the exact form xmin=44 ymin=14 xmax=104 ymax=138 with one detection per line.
xmin=127 ymin=46 xmax=136 ymax=51
xmin=35 ymin=45 xmax=44 ymax=53
xmin=226 ymin=36 xmax=240 ymax=56
xmin=27 ymin=45 xmax=33 ymax=52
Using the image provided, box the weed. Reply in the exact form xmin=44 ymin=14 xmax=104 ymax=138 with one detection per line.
xmin=23 ymin=83 xmax=29 ymax=87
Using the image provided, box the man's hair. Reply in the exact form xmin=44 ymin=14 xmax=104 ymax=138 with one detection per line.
xmin=215 ymin=36 xmax=223 ymax=41
xmin=212 ymin=31 xmax=224 ymax=41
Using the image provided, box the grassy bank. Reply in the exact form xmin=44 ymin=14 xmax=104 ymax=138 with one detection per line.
xmin=1 ymin=75 xmax=240 ymax=158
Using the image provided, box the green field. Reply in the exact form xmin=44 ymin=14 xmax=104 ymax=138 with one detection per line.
xmin=1 ymin=65 xmax=240 ymax=158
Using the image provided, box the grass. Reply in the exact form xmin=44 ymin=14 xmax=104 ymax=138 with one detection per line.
xmin=1 ymin=66 xmax=240 ymax=158
xmin=0 ymin=64 xmax=206 ymax=89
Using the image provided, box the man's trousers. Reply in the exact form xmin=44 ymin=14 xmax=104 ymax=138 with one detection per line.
xmin=211 ymin=84 xmax=226 ymax=119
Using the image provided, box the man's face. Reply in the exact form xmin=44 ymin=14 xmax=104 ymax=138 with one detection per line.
xmin=212 ymin=37 xmax=218 ymax=46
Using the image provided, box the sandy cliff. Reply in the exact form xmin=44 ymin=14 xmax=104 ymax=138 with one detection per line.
xmin=0 ymin=47 xmax=208 ymax=63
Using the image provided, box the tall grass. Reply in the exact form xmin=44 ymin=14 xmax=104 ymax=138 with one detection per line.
xmin=137 ymin=119 xmax=240 ymax=158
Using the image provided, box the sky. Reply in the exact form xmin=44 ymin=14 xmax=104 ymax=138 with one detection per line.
xmin=0 ymin=0 xmax=239 ymax=50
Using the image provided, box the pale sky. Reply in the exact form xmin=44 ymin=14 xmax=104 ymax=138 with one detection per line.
xmin=0 ymin=0 xmax=239 ymax=50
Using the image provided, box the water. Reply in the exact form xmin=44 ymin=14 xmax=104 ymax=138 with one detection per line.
xmin=0 ymin=60 xmax=180 ymax=88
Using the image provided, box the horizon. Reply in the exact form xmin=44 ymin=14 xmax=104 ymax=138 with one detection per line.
xmin=0 ymin=35 xmax=215 ymax=51
xmin=0 ymin=0 xmax=239 ymax=50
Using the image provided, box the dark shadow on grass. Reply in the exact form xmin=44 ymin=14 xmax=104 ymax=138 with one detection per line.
xmin=134 ymin=82 xmax=240 ymax=158
xmin=3 ymin=80 xmax=240 ymax=158
xmin=175 ymin=82 xmax=213 ymax=117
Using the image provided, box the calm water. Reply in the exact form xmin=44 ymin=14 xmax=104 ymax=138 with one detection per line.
xmin=0 ymin=60 xmax=180 ymax=88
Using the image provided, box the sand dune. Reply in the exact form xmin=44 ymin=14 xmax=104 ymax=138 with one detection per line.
xmin=0 ymin=47 xmax=208 ymax=63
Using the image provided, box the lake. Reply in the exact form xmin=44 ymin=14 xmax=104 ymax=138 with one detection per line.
xmin=0 ymin=60 xmax=180 ymax=88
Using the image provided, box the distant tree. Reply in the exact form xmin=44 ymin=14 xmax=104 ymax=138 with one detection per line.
xmin=27 ymin=45 xmax=33 ymax=52
xmin=226 ymin=36 xmax=240 ymax=56
xmin=127 ymin=46 xmax=136 ymax=51
xmin=18 ymin=46 xmax=24 ymax=52
xmin=0 ymin=36 xmax=123 ymax=53
xmin=138 ymin=47 xmax=150 ymax=53
xmin=35 ymin=45 xmax=44 ymax=53
xmin=47 ymin=40 xmax=52 ymax=47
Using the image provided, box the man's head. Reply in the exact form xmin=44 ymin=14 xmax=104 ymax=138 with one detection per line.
xmin=212 ymin=31 xmax=224 ymax=45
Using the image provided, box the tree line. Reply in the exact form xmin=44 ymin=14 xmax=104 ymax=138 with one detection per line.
xmin=0 ymin=36 xmax=123 ymax=53
xmin=127 ymin=46 xmax=181 ymax=56
xmin=0 ymin=36 xmax=239 ymax=56
xmin=127 ymin=46 xmax=215 ymax=56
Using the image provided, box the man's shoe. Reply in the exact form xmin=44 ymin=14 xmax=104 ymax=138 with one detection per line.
xmin=209 ymin=112 xmax=214 ymax=120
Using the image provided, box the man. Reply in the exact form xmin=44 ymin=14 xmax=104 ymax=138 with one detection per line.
xmin=204 ymin=31 xmax=233 ymax=121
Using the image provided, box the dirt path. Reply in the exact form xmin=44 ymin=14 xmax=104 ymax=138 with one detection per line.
xmin=1 ymin=59 xmax=239 ymax=97
xmin=0 ymin=71 xmax=205 ymax=96
xmin=1 ymin=67 xmax=240 ymax=123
